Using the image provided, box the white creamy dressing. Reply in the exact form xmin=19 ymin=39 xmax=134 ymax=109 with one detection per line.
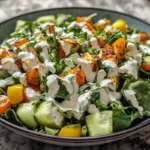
xmin=37 ymin=64 xmax=49 ymax=80
xmin=126 ymin=42 xmax=139 ymax=58
xmin=61 ymin=74 xmax=79 ymax=95
xmin=69 ymin=53 xmax=80 ymax=64
xmin=124 ymin=90 xmax=143 ymax=115
xmin=58 ymin=90 xmax=92 ymax=120
xmin=0 ymin=77 xmax=14 ymax=88
xmin=79 ymin=83 xmax=94 ymax=93
xmin=87 ymin=104 xmax=99 ymax=114
xmin=99 ymin=88 xmax=110 ymax=105
xmin=67 ymin=22 xmax=76 ymax=29
xmin=98 ymin=19 xmax=106 ymax=24
xmin=34 ymin=41 xmax=56 ymax=73
xmin=18 ymin=50 xmax=41 ymax=72
xmin=40 ymin=22 xmax=54 ymax=30
xmin=34 ymin=41 xmax=50 ymax=61
xmin=59 ymin=40 xmax=72 ymax=56
xmin=6 ymin=38 xmax=18 ymax=52
xmin=99 ymin=87 xmax=121 ymax=105
xmin=67 ymin=21 xmax=85 ymax=29
xmin=119 ymin=59 xmax=138 ymax=79
xmin=90 ymin=37 xmax=100 ymax=50
xmin=40 ymin=22 xmax=55 ymax=36
xmin=12 ymin=71 xmax=22 ymax=78
xmin=55 ymin=94 xmax=79 ymax=112
xmin=54 ymin=75 xmax=79 ymax=113
xmin=102 ymin=60 xmax=118 ymax=77
xmin=1 ymin=58 xmax=20 ymax=74
xmin=54 ymin=26 xmax=64 ymax=35
xmin=77 ymin=58 xmax=97 ymax=82
xmin=45 ymin=61 xmax=56 ymax=73
xmin=64 ymin=58 xmax=75 ymax=68
xmin=12 ymin=71 xmax=27 ymax=86
xmin=23 ymin=57 xmax=41 ymax=72
xmin=25 ymin=87 xmax=41 ymax=101
xmin=66 ymin=20 xmax=91 ymax=38
xmin=139 ymin=44 xmax=150 ymax=55
xmin=130 ymin=34 xmax=140 ymax=42
xmin=100 ymin=79 xmax=116 ymax=91
xmin=20 ymin=73 xmax=27 ymax=86
xmin=62 ymin=75 xmax=74 ymax=94
xmin=70 ymin=75 xmax=79 ymax=94
xmin=18 ymin=51 xmax=35 ymax=61
xmin=62 ymin=32 xmax=74 ymax=39
xmin=104 ymin=25 xmax=113 ymax=33
xmin=78 ymin=91 xmax=92 ymax=112
xmin=82 ymin=26 xmax=93 ymax=38
xmin=97 ymin=69 xmax=106 ymax=82
xmin=46 ymin=75 xmax=60 ymax=99
xmin=108 ymin=91 xmax=121 ymax=102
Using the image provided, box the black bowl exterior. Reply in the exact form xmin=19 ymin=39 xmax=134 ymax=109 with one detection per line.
xmin=0 ymin=7 xmax=150 ymax=146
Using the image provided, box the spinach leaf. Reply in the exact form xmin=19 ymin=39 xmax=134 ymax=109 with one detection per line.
xmin=49 ymin=48 xmax=66 ymax=74
xmin=56 ymin=78 xmax=69 ymax=99
xmin=111 ymin=101 xmax=141 ymax=131
xmin=40 ymin=77 xmax=48 ymax=93
xmin=5 ymin=109 xmax=23 ymax=126
xmin=0 ymin=69 xmax=9 ymax=79
xmin=128 ymin=80 xmax=150 ymax=114
xmin=106 ymin=30 xmax=125 ymax=44
xmin=113 ymin=109 xmax=132 ymax=131
xmin=94 ymin=28 xmax=103 ymax=37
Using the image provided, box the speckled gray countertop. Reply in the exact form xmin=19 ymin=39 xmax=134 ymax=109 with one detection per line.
xmin=1 ymin=0 xmax=150 ymax=149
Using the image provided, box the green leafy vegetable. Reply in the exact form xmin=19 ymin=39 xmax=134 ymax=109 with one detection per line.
xmin=128 ymin=80 xmax=150 ymax=114
xmin=56 ymin=14 xmax=72 ymax=25
xmin=56 ymin=78 xmax=70 ymax=99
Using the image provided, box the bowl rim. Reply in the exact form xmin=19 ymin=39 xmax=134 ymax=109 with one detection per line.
xmin=0 ymin=6 xmax=150 ymax=142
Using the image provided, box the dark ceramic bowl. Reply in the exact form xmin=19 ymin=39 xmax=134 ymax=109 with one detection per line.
xmin=0 ymin=7 xmax=150 ymax=146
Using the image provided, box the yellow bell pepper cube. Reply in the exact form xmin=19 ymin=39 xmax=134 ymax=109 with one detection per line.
xmin=112 ymin=19 xmax=127 ymax=34
xmin=58 ymin=124 xmax=81 ymax=137
xmin=7 ymin=84 xmax=23 ymax=104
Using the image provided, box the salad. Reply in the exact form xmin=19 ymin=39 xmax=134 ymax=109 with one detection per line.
xmin=0 ymin=13 xmax=150 ymax=137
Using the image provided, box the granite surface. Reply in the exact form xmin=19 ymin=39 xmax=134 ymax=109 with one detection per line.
xmin=1 ymin=0 xmax=150 ymax=149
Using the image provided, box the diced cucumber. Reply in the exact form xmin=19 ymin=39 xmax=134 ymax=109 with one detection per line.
xmin=15 ymin=20 xmax=26 ymax=31
xmin=75 ymin=38 xmax=85 ymax=44
xmin=44 ymin=126 xmax=59 ymax=135
xmin=56 ymin=14 xmax=72 ymax=25
xmin=81 ymin=125 xmax=87 ymax=137
xmin=16 ymin=101 xmax=38 ymax=128
xmin=36 ymin=15 xmax=56 ymax=23
xmin=35 ymin=101 xmax=64 ymax=129
xmin=86 ymin=111 xmax=113 ymax=136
